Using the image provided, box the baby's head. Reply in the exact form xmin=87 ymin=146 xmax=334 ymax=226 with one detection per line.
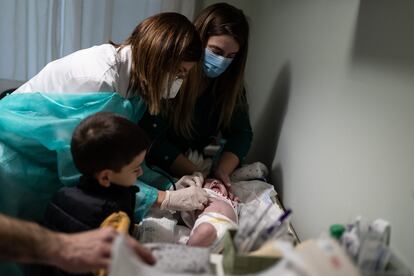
xmin=203 ymin=178 xmax=229 ymax=197
xmin=71 ymin=112 xmax=150 ymax=188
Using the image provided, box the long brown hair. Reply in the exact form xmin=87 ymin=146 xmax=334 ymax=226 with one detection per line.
xmin=113 ymin=12 xmax=201 ymax=115
xmin=165 ymin=3 xmax=249 ymax=138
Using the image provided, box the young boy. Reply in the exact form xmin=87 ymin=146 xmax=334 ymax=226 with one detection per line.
xmin=182 ymin=179 xmax=240 ymax=252
xmin=44 ymin=112 xmax=149 ymax=234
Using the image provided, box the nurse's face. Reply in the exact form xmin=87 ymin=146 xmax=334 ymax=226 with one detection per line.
xmin=206 ymin=35 xmax=240 ymax=59
xmin=162 ymin=61 xmax=195 ymax=99
xmin=176 ymin=61 xmax=195 ymax=79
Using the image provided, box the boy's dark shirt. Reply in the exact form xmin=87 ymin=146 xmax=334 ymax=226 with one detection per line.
xmin=44 ymin=175 xmax=139 ymax=234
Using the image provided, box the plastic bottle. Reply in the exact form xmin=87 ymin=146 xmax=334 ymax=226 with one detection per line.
xmin=330 ymin=224 xmax=345 ymax=240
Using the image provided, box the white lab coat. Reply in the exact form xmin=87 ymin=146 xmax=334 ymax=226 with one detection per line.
xmin=15 ymin=44 xmax=133 ymax=98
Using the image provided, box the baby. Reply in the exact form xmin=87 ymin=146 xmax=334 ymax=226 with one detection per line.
xmin=182 ymin=179 xmax=240 ymax=252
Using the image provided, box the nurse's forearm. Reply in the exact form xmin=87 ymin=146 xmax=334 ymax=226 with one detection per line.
xmin=216 ymin=151 xmax=240 ymax=176
xmin=169 ymin=154 xmax=199 ymax=177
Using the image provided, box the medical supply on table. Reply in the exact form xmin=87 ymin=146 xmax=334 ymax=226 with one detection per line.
xmin=355 ymin=218 xmax=392 ymax=273
xmin=369 ymin=218 xmax=391 ymax=246
xmin=249 ymin=209 xmax=292 ymax=251
xmin=330 ymin=224 xmax=346 ymax=240
xmin=234 ymin=203 xmax=273 ymax=252
xmin=109 ymin=235 xmax=214 ymax=276
xmin=342 ymin=227 xmax=360 ymax=260
xmin=231 ymin=180 xmax=286 ymax=253
xmin=266 ymin=209 xmax=292 ymax=238
xmin=257 ymin=238 xmax=361 ymax=276
xmin=248 ymin=241 xmax=285 ymax=258
xmin=137 ymin=217 xmax=178 ymax=243
xmin=146 ymin=243 xmax=213 ymax=274
xmin=357 ymin=231 xmax=392 ymax=272
xmin=235 ymin=204 xmax=292 ymax=253
xmin=222 ymin=230 xmax=280 ymax=275
xmin=329 ymin=216 xmax=412 ymax=276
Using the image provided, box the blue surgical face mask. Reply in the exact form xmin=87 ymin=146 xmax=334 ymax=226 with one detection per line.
xmin=203 ymin=48 xmax=234 ymax=78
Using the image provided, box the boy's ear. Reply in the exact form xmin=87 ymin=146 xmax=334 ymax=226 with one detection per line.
xmin=96 ymin=170 xmax=112 ymax=187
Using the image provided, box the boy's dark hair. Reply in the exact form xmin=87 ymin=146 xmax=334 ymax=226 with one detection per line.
xmin=71 ymin=112 xmax=150 ymax=176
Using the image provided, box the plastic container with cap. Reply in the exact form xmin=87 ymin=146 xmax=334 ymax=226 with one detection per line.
xmin=330 ymin=224 xmax=346 ymax=240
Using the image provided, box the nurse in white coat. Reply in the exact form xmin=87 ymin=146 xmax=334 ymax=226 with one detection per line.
xmin=13 ymin=12 xmax=209 ymax=217
xmin=16 ymin=12 xmax=199 ymax=115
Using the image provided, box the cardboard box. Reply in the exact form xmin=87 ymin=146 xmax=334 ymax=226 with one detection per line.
xmin=222 ymin=230 xmax=279 ymax=275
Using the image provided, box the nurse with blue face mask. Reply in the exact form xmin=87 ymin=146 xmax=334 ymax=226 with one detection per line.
xmin=140 ymin=3 xmax=252 ymax=191
xmin=203 ymin=47 xmax=234 ymax=78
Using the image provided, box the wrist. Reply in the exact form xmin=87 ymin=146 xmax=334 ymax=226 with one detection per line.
xmin=217 ymin=152 xmax=239 ymax=174
xmin=159 ymin=190 xmax=171 ymax=210
xmin=215 ymin=164 xmax=232 ymax=177
xmin=43 ymin=232 xmax=67 ymax=268
xmin=156 ymin=190 xmax=167 ymax=207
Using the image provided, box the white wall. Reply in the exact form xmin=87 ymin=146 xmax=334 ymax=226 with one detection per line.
xmin=203 ymin=0 xmax=414 ymax=269
xmin=111 ymin=0 xmax=196 ymax=43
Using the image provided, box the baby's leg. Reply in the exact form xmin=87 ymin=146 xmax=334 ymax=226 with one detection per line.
xmin=187 ymin=222 xmax=217 ymax=247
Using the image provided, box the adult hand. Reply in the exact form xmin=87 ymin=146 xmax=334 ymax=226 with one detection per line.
xmin=228 ymin=191 xmax=240 ymax=202
xmin=53 ymin=227 xmax=155 ymax=273
xmin=160 ymin=186 xmax=208 ymax=211
xmin=214 ymin=168 xmax=232 ymax=188
xmin=175 ymin=172 xmax=204 ymax=189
